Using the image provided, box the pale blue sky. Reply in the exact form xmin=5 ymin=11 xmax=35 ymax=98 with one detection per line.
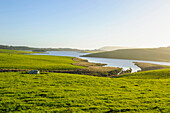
xmin=0 ymin=0 xmax=170 ymax=49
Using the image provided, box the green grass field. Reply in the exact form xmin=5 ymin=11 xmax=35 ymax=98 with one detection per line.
xmin=0 ymin=49 xmax=84 ymax=71
xmin=0 ymin=49 xmax=170 ymax=112
xmin=83 ymin=47 xmax=170 ymax=62
xmin=119 ymin=68 xmax=170 ymax=79
xmin=0 ymin=72 xmax=169 ymax=112
xmin=133 ymin=62 xmax=169 ymax=71
xmin=0 ymin=49 xmax=34 ymax=54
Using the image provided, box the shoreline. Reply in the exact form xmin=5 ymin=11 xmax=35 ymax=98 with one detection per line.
xmin=133 ymin=62 xmax=169 ymax=71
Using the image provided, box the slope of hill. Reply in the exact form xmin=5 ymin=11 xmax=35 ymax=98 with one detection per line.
xmin=0 ymin=49 xmax=170 ymax=112
xmin=0 ymin=72 xmax=169 ymax=112
xmin=98 ymin=46 xmax=131 ymax=51
xmin=0 ymin=49 xmax=122 ymax=76
xmin=0 ymin=45 xmax=82 ymax=51
xmin=0 ymin=49 xmax=84 ymax=71
xmin=83 ymin=47 xmax=170 ymax=62
xmin=119 ymin=68 xmax=170 ymax=79
xmin=133 ymin=62 xmax=168 ymax=71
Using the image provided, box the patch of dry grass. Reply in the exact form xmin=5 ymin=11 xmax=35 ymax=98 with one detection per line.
xmin=134 ymin=62 xmax=166 ymax=71
xmin=71 ymin=57 xmax=121 ymax=76
xmin=80 ymin=66 xmax=119 ymax=72
xmin=72 ymin=57 xmax=106 ymax=67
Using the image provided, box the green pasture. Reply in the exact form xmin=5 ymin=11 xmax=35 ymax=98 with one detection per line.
xmin=83 ymin=47 xmax=170 ymax=62
xmin=0 ymin=49 xmax=84 ymax=70
xmin=119 ymin=69 xmax=170 ymax=79
xmin=0 ymin=49 xmax=170 ymax=112
xmin=0 ymin=72 xmax=169 ymax=112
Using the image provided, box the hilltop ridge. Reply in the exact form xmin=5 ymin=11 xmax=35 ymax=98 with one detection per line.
xmin=82 ymin=47 xmax=170 ymax=62
xmin=98 ymin=46 xmax=132 ymax=51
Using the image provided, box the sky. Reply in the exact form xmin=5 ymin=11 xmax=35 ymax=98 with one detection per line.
xmin=0 ymin=0 xmax=170 ymax=49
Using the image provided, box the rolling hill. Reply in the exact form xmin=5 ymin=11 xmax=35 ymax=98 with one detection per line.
xmin=0 ymin=49 xmax=170 ymax=112
xmin=0 ymin=71 xmax=169 ymax=112
xmin=98 ymin=46 xmax=132 ymax=51
xmin=82 ymin=47 xmax=170 ymax=62
xmin=0 ymin=45 xmax=83 ymax=52
xmin=0 ymin=49 xmax=84 ymax=71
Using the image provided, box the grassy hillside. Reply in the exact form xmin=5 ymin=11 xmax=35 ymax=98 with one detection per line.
xmin=119 ymin=68 xmax=170 ymax=79
xmin=0 ymin=49 xmax=34 ymax=54
xmin=83 ymin=47 xmax=170 ymax=62
xmin=0 ymin=49 xmax=170 ymax=112
xmin=0 ymin=49 xmax=122 ymax=76
xmin=0 ymin=44 xmax=82 ymax=52
xmin=98 ymin=46 xmax=131 ymax=51
xmin=134 ymin=62 xmax=169 ymax=71
xmin=118 ymin=69 xmax=170 ymax=79
xmin=0 ymin=72 xmax=169 ymax=112
xmin=0 ymin=49 xmax=84 ymax=70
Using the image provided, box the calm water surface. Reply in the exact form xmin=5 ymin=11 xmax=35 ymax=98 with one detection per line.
xmin=33 ymin=51 xmax=170 ymax=72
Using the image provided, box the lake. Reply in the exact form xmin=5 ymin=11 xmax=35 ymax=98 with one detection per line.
xmin=33 ymin=51 xmax=170 ymax=72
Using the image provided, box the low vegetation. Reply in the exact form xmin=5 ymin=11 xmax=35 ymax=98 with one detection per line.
xmin=45 ymin=57 xmax=122 ymax=77
xmin=134 ymin=62 xmax=169 ymax=71
xmin=0 ymin=49 xmax=170 ymax=112
xmin=0 ymin=45 xmax=83 ymax=52
xmin=0 ymin=49 xmax=33 ymax=54
xmin=0 ymin=49 xmax=122 ymax=76
xmin=72 ymin=57 xmax=106 ymax=67
xmin=67 ymin=66 xmax=121 ymax=77
xmin=82 ymin=47 xmax=170 ymax=62
xmin=0 ymin=49 xmax=84 ymax=71
xmin=0 ymin=72 xmax=169 ymax=112
xmin=118 ymin=68 xmax=170 ymax=79
xmin=119 ymin=68 xmax=132 ymax=74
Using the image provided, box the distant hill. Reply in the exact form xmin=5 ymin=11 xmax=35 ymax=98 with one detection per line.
xmin=82 ymin=47 xmax=170 ymax=62
xmin=98 ymin=46 xmax=132 ymax=51
xmin=0 ymin=45 xmax=83 ymax=52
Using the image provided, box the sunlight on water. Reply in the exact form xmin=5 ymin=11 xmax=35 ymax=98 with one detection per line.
xmin=33 ymin=51 xmax=170 ymax=73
